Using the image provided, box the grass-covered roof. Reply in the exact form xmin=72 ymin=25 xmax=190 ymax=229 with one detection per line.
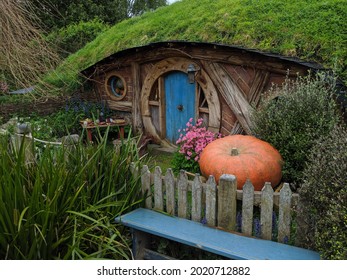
xmin=49 ymin=0 xmax=347 ymax=93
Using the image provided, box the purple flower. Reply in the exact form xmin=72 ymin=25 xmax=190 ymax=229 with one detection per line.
xmin=236 ymin=211 xmax=242 ymax=232
xmin=254 ymin=217 xmax=261 ymax=238
xmin=283 ymin=236 xmax=289 ymax=244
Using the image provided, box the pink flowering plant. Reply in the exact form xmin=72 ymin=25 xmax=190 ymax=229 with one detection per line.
xmin=172 ymin=118 xmax=221 ymax=173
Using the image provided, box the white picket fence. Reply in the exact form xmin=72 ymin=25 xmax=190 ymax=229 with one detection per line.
xmin=135 ymin=165 xmax=305 ymax=245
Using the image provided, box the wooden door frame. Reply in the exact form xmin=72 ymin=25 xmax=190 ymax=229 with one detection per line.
xmin=141 ymin=57 xmax=221 ymax=146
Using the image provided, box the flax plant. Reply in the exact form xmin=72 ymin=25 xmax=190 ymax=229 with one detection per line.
xmin=0 ymin=131 xmax=145 ymax=259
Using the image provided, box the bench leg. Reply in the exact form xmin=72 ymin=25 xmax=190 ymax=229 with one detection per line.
xmin=132 ymin=229 xmax=150 ymax=260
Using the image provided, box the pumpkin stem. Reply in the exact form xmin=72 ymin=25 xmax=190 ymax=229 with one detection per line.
xmin=231 ymin=147 xmax=239 ymax=156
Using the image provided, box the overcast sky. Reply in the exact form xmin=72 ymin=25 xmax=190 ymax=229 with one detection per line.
xmin=167 ymin=0 xmax=179 ymax=4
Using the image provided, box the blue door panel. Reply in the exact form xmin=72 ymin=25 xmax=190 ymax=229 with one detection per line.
xmin=165 ymin=72 xmax=195 ymax=143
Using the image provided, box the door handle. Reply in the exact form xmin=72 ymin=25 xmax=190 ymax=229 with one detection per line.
xmin=177 ymin=104 xmax=184 ymax=111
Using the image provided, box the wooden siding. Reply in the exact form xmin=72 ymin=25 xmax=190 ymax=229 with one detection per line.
xmin=87 ymin=42 xmax=316 ymax=140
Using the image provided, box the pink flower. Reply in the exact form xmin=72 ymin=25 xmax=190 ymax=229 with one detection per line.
xmin=176 ymin=118 xmax=222 ymax=162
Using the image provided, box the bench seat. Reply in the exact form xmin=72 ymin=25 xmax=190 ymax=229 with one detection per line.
xmin=115 ymin=208 xmax=320 ymax=260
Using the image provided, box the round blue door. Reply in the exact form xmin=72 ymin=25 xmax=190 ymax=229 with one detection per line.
xmin=164 ymin=71 xmax=196 ymax=144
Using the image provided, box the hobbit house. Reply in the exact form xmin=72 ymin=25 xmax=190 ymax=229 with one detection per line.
xmin=81 ymin=41 xmax=326 ymax=147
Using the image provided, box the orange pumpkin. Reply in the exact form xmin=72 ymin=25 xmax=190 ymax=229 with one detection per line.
xmin=199 ymin=135 xmax=283 ymax=191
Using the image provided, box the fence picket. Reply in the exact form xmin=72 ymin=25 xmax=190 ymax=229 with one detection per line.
xmin=295 ymin=195 xmax=309 ymax=247
xmin=242 ymin=180 xmax=254 ymax=236
xmin=177 ymin=170 xmax=188 ymax=219
xmin=165 ymin=168 xmax=175 ymax=216
xmin=130 ymin=162 xmax=138 ymax=178
xmin=260 ymin=182 xmax=274 ymax=240
xmin=137 ymin=165 xmax=299 ymax=246
xmin=154 ymin=166 xmax=163 ymax=211
xmin=278 ymin=183 xmax=292 ymax=243
xmin=217 ymin=174 xmax=237 ymax=231
xmin=191 ymin=175 xmax=202 ymax=222
xmin=205 ymin=176 xmax=217 ymax=227
xmin=141 ymin=165 xmax=152 ymax=209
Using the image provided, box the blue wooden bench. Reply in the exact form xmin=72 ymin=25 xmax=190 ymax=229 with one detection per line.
xmin=115 ymin=208 xmax=320 ymax=260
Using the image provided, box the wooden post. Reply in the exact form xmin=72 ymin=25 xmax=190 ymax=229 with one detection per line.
xmin=132 ymin=229 xmax=150 ymax=260
xmin=205 ymin=175 xmax=217 ymax=226
xmin=131 ymin=62 xmax=143 ymax=134
xmin=165 ymin=168 xmax=175 ymax=216
xmin=278 ymin=183 xmax=292 ymax=243
xmin=177 ymin=170 xmax=188 ymax=219
xmin=153 ymin=166 xmax=163 ymax=211
xmin=260 ymin=182 xmax=274 ymax=240
xmin=191 ymin=175 xmax=202 ymax=222
xmin=295 ymin=194 xmax=310 ymax=247
xmin=141 ymin=165 xmax=152 ymax=209
xmin=130 ymin=162 xmax=139 ymax=179
xmin=242 ymin=180 xmax=254 ymax=236
xmin=203 ymin=62 xmax=254 ymax=134
xmin=217 ymin=174 xmax=237 ymax=231
xmin=11 ymin=123 xmax=34 ymax=164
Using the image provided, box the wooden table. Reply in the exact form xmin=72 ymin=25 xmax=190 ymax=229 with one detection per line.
xmin=81 ymin=121 xmax=126 ymax=142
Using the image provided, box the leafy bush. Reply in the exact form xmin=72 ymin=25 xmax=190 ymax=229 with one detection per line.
xmin=172 ymin=118 xmax=221 ymax=173
xmin=46 ymin=19 xmax=110 ymax=59
xmin=0 ymin=132 xmax=145 ymax=259
xmin=252 ymin=73 xmax=341 ymax=187
xmin=19 ymin=98 xmax=112 ymax=141
xmin=299 ymin=124 xmax=347 ymax=259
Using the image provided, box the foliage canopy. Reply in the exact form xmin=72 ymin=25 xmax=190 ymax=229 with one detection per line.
xmin=299 ymin=124 xmax=347 ymax=259
xmin=29 ymin=0 xmax=168 ymax=31
xmin=252 ymin=73 xmax=341 ymax=187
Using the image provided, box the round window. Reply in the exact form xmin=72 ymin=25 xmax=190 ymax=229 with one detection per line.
xmin=105 ymin=74 xmax=126 ymax=100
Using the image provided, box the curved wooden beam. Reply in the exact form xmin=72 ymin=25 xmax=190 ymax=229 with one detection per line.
xmin=203 ymin=62 xmax=254 ymax=134
xmin=141 ymin=57 xmax=221 ymax=144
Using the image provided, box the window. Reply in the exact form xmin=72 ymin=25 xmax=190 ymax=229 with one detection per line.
xmin=105 ymin=74 xmax=126 ymax=100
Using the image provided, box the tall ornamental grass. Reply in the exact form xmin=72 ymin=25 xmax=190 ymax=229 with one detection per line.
xmin=0 ymin=131 xmax=145 ymax=259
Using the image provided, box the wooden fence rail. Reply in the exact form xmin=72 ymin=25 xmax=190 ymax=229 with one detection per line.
xmin=137 ymin=165 xmax=304 ymax=245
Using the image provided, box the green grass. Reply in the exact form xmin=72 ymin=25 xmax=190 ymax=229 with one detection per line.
xmin=46 ymin=0 xmax=347 ymax=93
xmin=147 ymin=148 xmax=175 ymax=174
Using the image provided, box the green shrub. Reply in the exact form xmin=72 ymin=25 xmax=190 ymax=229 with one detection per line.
xmin=19 ymin=99 xmax=111 ymax=141
xmin=171 ymin=152 xmax=200 ymax=174
xmin=46 ymin=19 xmax=110 ymax=59
xmin=0 ymin=131 xmax=145 ymax=259
xmin=299 ymin=124 xmax=347 ymax=259
xmin=252 ymin=73 xmax=341 ymax=188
